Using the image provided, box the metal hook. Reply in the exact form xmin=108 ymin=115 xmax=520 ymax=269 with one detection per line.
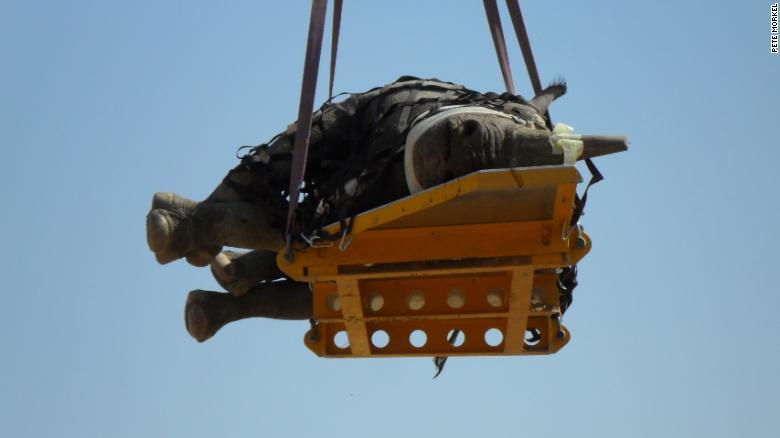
xmin=552 ymin=313 xmax=565 ymax=339
xmin=338 ymin=231 xmax=354 ymax=252
xmin=308 ymin=319 xmax=319 ymax=342
xmin=573 ymin=223 xmax=587 ymax=248
xmin=338 ymin=218 xmax=354 ymax=252
xmin=301 ymin=232 xmax=333 ymax=248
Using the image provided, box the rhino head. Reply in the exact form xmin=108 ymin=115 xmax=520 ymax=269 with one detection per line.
xmin=405 ymin=83 xmax=627 ymax=192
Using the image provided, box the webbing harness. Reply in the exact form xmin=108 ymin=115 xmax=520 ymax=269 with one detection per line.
xmin=293 ymin=79 xmax=514 ymax=248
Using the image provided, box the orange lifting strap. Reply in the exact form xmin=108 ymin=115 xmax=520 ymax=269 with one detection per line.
xmin=277 ymin=165 xmax=591 ymax=357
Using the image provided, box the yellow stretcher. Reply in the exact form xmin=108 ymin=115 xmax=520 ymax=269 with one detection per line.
xmin=277 ymin=165 xmax=590 ymax=358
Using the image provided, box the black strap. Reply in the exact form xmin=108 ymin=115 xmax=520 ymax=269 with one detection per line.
xmin=328 ymin=0 xmax=343 ymax=99
xmin=285 ymin=0 xmax=329 ymax=240
xmin=557 ymin=266 xmax=578 ymax=315
xmin=570 ymin=158 xmax=604 ymax=226
xmin=482 ymin=0 xmax=516 ymax=94
xmin=433 ymin=329 xmax=461 ymax=379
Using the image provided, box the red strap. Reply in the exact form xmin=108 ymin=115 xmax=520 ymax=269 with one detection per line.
xmin=482 ymin=0 xmax=516 ymax=95
xmin=286 ymin=0 xmax=329 ymax=239
xmin=328 ymin=0 xmax=343 ymax=98
xmin=505 ymin=0 xmax=542 ymax=95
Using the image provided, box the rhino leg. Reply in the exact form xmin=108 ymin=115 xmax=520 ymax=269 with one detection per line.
xmin=147 ymin=200 xmax=284 ymax=265
xmin=210 ymin=250 xmax=286 ymax=296
xmin=147 ymin=158 xmax=290 ymax=266
xmin=185 ymin=281 xmax=312 ymax=342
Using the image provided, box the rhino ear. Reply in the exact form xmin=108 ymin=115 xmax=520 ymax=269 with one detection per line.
xmin=529 ymin=79 xmax=567 ymax=115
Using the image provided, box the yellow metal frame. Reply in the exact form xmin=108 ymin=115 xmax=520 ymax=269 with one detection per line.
xmin=277 ymin=166 xmax=590 ymax=358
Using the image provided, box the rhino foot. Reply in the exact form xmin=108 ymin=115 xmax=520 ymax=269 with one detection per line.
xmin=211 ymin=252 xmax=241 ymax=294
xmin=211 ymin=250 xmax=285 ymax=296
xmin=185 ymin=290 xmax=218 ymax=342
xmin=210 ymin=251 xmax=256 ymax=296
xmin=184 ymin=283 xmax=313 ymax=342
xmin=146 ymin=208 xmax=222 ymax=266
xmin=147 ymin=193 xmax=222 ymax=266
xmin=146 ymin=209 xmax=179 ymax=264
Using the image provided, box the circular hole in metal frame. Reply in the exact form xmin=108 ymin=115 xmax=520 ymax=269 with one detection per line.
xmin=367 ymin=292 xmax=384 ymax=312
xmin=407 ymin=290 xmax=425 ymax=310
xmin=333 ymin=331 xmax=349 ymax=349
xmin=446 ymin=329 xmax=465 ymax=347
xmin=326 ymin=294 xmax=341 ymax=312
xmin=484 ymin=328 xmax=504 ymax=347
xmin=409 ymin=329 xmax=427 ymax=348
xmin=486 ymin=288 xmax=504 ymax=307
xmin=447 ymin=288 xmax=465 ymax=309
xmin=524 ymin=328 xmax=542 ymax=347
xmin=371 ymin=330 xmax=390 ymax=348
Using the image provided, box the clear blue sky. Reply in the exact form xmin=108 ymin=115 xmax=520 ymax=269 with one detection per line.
xmin=2 ymin=1 xmax=778 ymax=437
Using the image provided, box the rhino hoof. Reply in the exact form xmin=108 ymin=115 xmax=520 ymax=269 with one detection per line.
xmin=211 ymin=252 xmax=235 ymax=281
xmin=146 ymin=209 xmax=179 ymax=265
xmin=185 ymin=291 xmax=216 ymax=342
xmin=210 ymin=251 xmax=250 ymax=296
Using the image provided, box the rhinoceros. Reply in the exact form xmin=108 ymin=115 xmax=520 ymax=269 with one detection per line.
xmin=145 ymin=76 xmax=626 ymax=342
